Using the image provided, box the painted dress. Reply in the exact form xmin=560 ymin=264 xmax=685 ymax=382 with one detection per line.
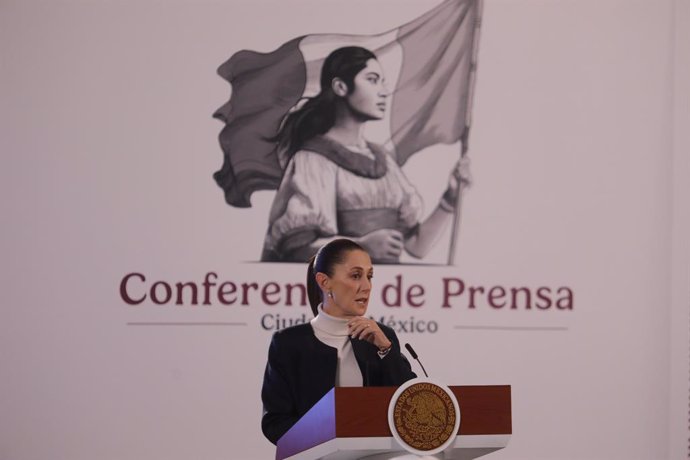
xmin=261 ymin=136 xmax=423 ymax=263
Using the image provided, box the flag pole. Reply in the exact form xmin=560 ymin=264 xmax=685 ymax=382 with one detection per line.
xmin=448 ymin=0 xmax=484 ymax=266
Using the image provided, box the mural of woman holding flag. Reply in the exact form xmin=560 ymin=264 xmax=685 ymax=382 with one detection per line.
xmin=260 ymin=46 xmax=471 ymax=264
xmin=213 ymin=0 xmax=482 ymax=264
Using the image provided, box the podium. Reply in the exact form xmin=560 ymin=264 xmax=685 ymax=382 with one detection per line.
xmin=276 ymin=385 xmax=511 ymax=460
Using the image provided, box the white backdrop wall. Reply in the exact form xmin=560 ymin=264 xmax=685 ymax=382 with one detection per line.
xmin=669 ymin=0 xmax=690 ymax=458
xmin=1 ymin=0 xmax=686 ymax=459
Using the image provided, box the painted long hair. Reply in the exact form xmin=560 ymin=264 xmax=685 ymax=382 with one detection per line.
xmin=275 ymin=46 xmax=377 ymax=162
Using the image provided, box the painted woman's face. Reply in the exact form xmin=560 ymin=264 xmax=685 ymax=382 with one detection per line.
xmin=345 ymin=59 xmax=388 ymax=121
xmin=322 ymin=249 xmax=374 ymax=318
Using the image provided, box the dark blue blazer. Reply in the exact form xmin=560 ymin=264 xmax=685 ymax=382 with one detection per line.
xmin=261 ymin=322 xmax=416 ymax=444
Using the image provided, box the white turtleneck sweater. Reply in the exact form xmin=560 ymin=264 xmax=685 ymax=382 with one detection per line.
xmin=310 ymin=305 xmax=363 ymax=387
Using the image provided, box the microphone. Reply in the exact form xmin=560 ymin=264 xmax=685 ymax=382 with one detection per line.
xmin=404 ymin=343 xmax=429 ymax=378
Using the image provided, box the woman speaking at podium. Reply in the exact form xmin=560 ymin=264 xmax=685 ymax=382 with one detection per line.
xmin=261 ymin=238 xmax=416 ymax=444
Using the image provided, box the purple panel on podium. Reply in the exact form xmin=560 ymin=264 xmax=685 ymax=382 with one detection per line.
xmin=276 ymin=388 xmax=337 ymax=460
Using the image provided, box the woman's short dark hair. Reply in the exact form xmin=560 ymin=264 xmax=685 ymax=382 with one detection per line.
xmin=275 ymin=46 xmax=377 ymax=162
xmin=306 ymin=238 xmax=367 ymax=316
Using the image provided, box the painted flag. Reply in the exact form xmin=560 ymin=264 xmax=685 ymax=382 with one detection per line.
xmin=214 ymin=0 xmax=482 ymax=208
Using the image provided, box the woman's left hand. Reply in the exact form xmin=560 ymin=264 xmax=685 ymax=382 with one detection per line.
xmin=439 ymin=156 xmax=472 ymax=211
xmin=347 ymin=317 xmax=392 ymax=351
xmin=448 ymin=156 xmax=472 ymax=193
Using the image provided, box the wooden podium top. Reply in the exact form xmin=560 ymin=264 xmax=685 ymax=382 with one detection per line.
xmin=335 ymin=385 xmax=511 ymax=437
xmin=276 ymin=385 xmax=511 ymax=460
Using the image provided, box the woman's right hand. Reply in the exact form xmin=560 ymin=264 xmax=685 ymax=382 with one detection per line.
xmin=358 ymin=229 xmax=404 ymax=260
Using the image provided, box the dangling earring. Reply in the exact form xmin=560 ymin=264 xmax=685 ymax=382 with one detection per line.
xmin=327 ymin=290 xmax=333 ymax=299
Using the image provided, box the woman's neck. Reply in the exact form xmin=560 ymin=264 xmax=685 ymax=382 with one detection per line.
xmin=322 ymin=301 xmax=355 ymax=319
xmin=325 ymin=114 xmax=367 ymax=149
